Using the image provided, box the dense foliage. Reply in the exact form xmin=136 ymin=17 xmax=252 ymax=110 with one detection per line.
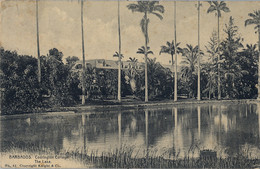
xmin=0 ymin=13 xmax=259 ymax=114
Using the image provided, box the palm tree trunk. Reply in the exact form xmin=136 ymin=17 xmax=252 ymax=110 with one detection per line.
xmin=257 ymin=28 xmax=260 ymax=100
xmin=144 ymin=12 xmax=148 ymax=102
xmin=117 ymin=0 xmax=121 ymax=102
xmin=174 ymin=1 xmax=178 ymax=102
xmin=36 ymin=0 xmax=41 ymax=83
xmin=81 ymin=0 xmax=86 ymax=105
xmin=217 ymin=15 xmax=221 ymax=100
xmin=171 ymin=54 xmax=174 ymax=95
xmin=197 ymin=1 xmax=201 ymax=101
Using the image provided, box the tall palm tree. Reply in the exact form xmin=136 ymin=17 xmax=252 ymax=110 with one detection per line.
xmin=159 ymin=40 xmax=181 ymax=99
xmin=174 ymin=1 xmax=177 ymax=101
xmin=127 ymin=1 xmax=164 ymax=102
xmin=207 ymin=1 xmax=230 ymax=100
xmin=117 ymin=0 xmax=122 ymax=102
xmin=197 ymin=1 xmax=202 ymax=100
xmin=81 ymin=0 xmax=86 ymax=105
xmin=36 ymin=0 xmax=41 ymax=83
xmin=245 ymin=10 xmax=260 ymax=100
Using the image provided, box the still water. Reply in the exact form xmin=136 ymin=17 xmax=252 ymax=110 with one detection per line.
xmin=1 ymin=103 xmax=260 ymax=159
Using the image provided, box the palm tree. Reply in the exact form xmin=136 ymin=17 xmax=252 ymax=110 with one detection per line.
xmin=36 ymin=0 xmax=41 ymax=83
xmin=245 ymin=10 xmax=260 ymax=100
xmin=196 ymin=1 xmax=202 ymax=100
xmin=113 ymin=51 xmax=124 ymax=59
xmin=126 ymin=57 xmax=138 ymax=96
xmin=81 ymin=0 xmax=86 ymax=105
xmin=127 ymin=1 xmax=164 ymax=102
xmin=137 ymin=46 xmax=153 ymax=99
xmin=207 ymin=1 xmax=230 ymax=100
xmin=181 ymin=44 xmax=203 ymax=98
xmin=159 ymin=40 xmax=181 ymax=99
xmin=117 ymin=0 xmax=122 ymax=102
xmin=174 ymin=1 xmax=177 ymax=101
xmin=137 ymin=46 xmax=154 ymax=56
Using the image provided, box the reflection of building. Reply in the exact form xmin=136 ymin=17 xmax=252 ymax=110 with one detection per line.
xmin=73 ymin=59 xmax=144 ymax=71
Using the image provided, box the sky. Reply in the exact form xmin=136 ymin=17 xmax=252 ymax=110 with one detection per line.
xmin=0 ymin=0 xmax=259 ymax=65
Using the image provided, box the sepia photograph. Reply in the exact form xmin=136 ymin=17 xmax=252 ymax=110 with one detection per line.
xmin=0 ymin=0 xmax=260 ymax=168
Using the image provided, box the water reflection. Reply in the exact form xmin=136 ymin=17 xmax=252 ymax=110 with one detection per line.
xmin=1 ymin=103 xmax=259 ymax=159
xmin=118 ymin=112 xmax=121 ymax=146
xmin=198 ymin=106 xmax=201 ymax=140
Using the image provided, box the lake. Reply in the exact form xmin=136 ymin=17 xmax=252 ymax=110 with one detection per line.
xmin=1 ymin=102 xmax=260 ymax=160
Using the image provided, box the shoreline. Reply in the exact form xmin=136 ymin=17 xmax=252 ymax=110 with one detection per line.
xmin=53 ymin=99 xmax=259 ymax=112
xmin=1 ymin=99 xmax=259 ymax=117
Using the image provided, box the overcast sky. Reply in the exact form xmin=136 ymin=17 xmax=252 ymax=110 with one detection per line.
xmin=1 ymin=0 xmax=259 ymax=65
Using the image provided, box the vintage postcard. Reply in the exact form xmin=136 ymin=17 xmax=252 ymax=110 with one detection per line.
xmin=0 ymin=0 xmax=260 ymax=168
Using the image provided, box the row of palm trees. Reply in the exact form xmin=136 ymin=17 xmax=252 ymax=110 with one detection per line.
xmin=34 ymin=1 xmax=260 ymax=104
xmin=124 ymin=1 xmax=232 ymax=102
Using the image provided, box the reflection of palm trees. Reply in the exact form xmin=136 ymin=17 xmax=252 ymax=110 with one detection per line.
xmin=81 ymin=115 xmax=86 ymax=153
xmin=174 ymin=107 xmax=178 ymax=128
xmin=217 ymin=105 xmax=222 ymax=144
xmin=118 ymin=112 xmax=122 ymax=146
xmin=257 ymin=103 xmax=260 ymax=138
xmin=198 ymin=106 xmax=201 ymax=139
xmin=145 ymin=109 xmax=149 ymax=146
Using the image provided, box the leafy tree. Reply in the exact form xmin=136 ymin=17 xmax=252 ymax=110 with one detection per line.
xmin=204 ymin=31 xmax=219 ymax=99
xmin=245 ymin=10 xmax=260 ymax=100
xmin=207 ymin=1 xmax=230 ymax=99
xmin=237 ymin=44 xmax=258 ymax=98
xmin=41 ymin=48 xmax=75 ymax=106
xmin=0 ymin=48 xmax=42 ymax=114
xmin=201 ymin=62 xmax=217 ymax=99
xmin=66 ymin=56 xmax=79 ymax=68
xmin=148 ymin=58 xmax=172 ymax=99
xmin=220 ymin=17 xmax=247 ymax=98
xmin=127 ymin=1 xmax=164 ymax=102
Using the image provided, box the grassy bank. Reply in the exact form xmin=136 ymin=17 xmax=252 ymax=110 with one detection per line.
xmin=48 ymin=98 xmax=258 ymax=114
xmin=1 ymin=98 xmax=258 ymax=116
xmin=2 ymin=145 xmax=259 ymax=168
xmin=69 ymin=148 xmax=260 ymax=168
